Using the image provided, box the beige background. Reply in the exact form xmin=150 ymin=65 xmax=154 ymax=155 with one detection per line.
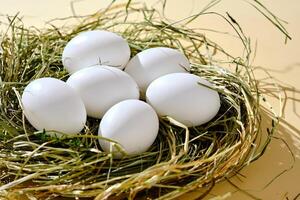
xmin=0 ymin=0 xmax=299 ymax=199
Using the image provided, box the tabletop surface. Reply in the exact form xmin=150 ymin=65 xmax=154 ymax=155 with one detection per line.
xmin=0 ymin=0 xmax=299 ymax=199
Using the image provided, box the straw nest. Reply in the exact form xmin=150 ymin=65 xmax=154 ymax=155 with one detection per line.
xmin=0 ymin=1 xmax=288 ymax=199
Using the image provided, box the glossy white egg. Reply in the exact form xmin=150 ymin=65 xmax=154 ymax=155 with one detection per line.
xmin=66 ymin=65 xmax=139 ymax=119
xmin=62 ymin=30 xmax=130 ymax=74
xmin=21 ymin=77 xmax=87 ymax=135
xmin=98 ymin=99 xmax=159 ymax=158
xmin=124 ymin=47 xmax=190 ymax=92
xmin=146 ymin=73 xmax=220 ymax=127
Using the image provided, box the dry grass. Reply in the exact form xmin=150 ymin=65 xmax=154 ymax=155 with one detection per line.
xmin=0 ymin=1 xmax=289 ymax=199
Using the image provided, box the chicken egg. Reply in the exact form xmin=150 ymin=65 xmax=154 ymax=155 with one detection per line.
xmin=146 ymin=73 xmax=220 ymax=127
xmin=66 ymin=65 xmax=139 ymax=118
xmin=124 ymin=47 xmax=190 ymax=92
xmin=21 ymin=77 xmax=87 ymax=135
xmin=62 ymin=30 xmax=130 ymax=74
xmin=98 ymin=99 xmax=159 ymax=158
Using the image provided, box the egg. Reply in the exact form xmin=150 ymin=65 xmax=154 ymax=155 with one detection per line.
xmin=146 ymin=73 xmax=220 ymax=127
xmin=66 ymin=65 xmax=139 ymax=119
xmin=21 ymin=77 xmax=87 ymax=135
xmin=62 ymin=30 xmax=130 ymax=74
xmin=98 ymin=99 xmax=159 ymax=158
xmin=124 ymin=47 xmax=190 ymax=92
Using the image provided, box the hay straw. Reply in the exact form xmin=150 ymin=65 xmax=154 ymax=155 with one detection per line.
xmin=0 ymin=0 xmax=290 ymax=199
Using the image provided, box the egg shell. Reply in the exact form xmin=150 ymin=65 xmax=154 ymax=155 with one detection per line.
xmin=146 ymin=73 xmax=220 ymax=127
xmin=62 ymin=30 xmax=130 ymax=74
xmin=66 ymin=65 xmax=140 ymax=119
xmin=21 ymin=77 xmax=87 ymax=135
xmin=98 ymin=99 xmax=159 ymax=158
xmin=124 ymin=47 xmax=190 ymax=92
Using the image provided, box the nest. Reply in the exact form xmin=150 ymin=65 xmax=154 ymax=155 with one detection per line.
xmin=0 ymin=1 xmax=287 ymax=199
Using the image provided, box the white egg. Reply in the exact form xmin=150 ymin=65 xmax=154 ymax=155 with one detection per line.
xmin=62 ymin=30 xmax=130 ymax=74
xmin=66 ymin=65 xmax=139 ymax=119
xmin=146 ymin=73 xmax=220 ymax=127
xmin=21 ymin=77 xmax=87 ymax=135
xmin=124 ymin=47 xmax=190 ymax=92
xmin=98 ymin=99 xmax=159 ymax=158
